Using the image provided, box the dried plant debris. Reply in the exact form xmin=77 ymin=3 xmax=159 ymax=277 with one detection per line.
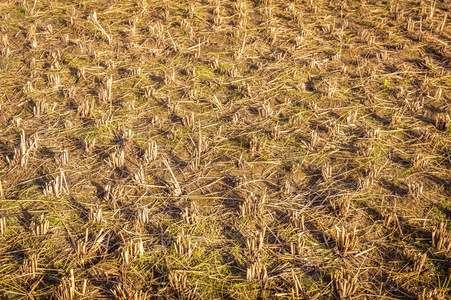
xmin=1 ymin=0 xmax=451 ymax=298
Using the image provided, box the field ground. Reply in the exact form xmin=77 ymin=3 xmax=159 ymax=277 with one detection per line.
xmin=1 ymin=0 xmax=451 ymax=299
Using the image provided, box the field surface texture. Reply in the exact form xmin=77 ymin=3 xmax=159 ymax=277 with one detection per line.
xmin=1 ymin=0 xmax=451 ymax=299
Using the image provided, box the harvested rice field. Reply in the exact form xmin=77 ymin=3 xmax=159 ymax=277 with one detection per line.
xmin=1 ymin=0 xmax=451 ymax=299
